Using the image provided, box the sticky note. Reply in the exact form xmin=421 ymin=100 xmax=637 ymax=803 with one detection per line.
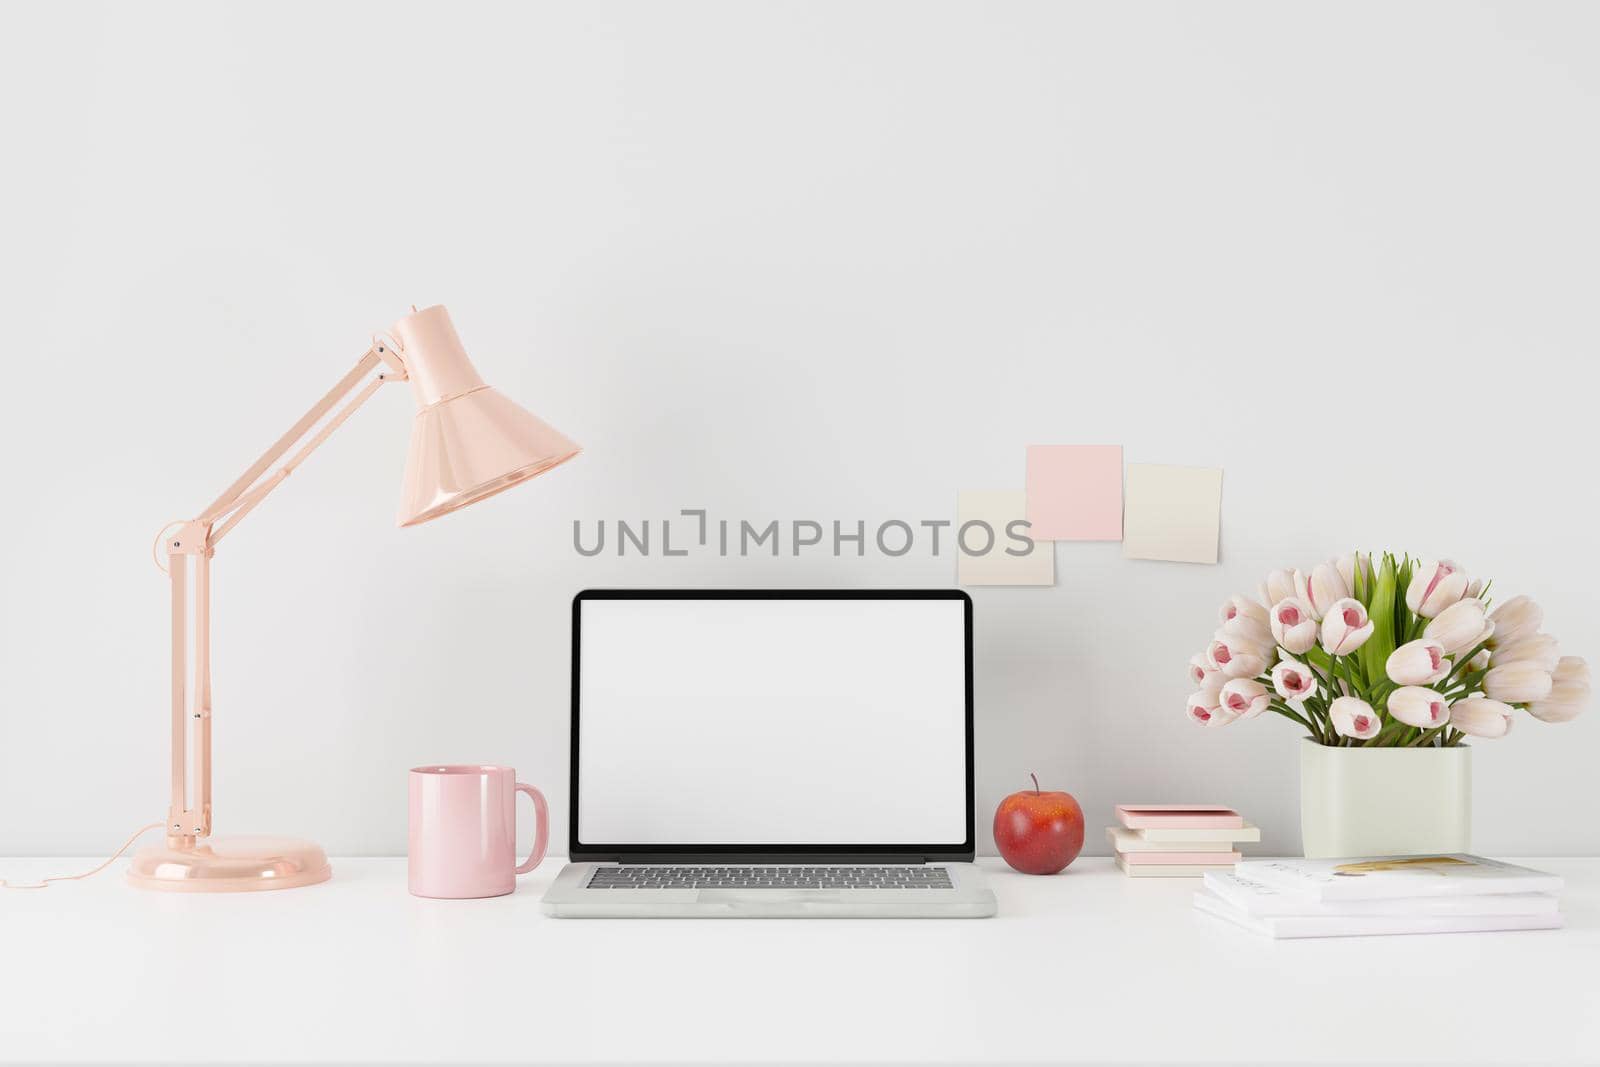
xmin=1025 ymin=445 xmax=1123 ymax=540
xmin=1121 ymin=464 xmax=1223 ymax=564
xmin=956 ymin=490 xmax=1054 ymax=586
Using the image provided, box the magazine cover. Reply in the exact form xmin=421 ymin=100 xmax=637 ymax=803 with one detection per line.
xmin=1231 ymin=855 xmax=1564 ymax=901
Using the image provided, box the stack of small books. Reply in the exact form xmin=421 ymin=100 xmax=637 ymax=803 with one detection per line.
xmin=1108 ymin=805 xmax=1259 ymax=878
xmin=1195 ymin=854 xmax=1565 ymax=938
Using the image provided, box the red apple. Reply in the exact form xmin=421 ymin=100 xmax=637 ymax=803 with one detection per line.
xmin=993 ymin=774 xmax=1085 ymax=875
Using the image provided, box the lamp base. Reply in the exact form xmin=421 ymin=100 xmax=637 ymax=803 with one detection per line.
xmin=127 ymin=834 xmax=332 ymax=892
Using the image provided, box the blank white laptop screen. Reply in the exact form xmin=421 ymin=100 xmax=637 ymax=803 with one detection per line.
xmin=576 ymin=596 xmax=969 ymax=846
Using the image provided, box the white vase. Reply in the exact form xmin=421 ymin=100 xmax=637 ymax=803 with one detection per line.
xmin=1298 ymin=738 xmax=1471 ymax=858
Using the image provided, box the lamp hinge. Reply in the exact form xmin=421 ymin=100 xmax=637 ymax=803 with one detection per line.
xmin=373 ymin=339 xmax=408 ymax=381
xmin=167 ymin=806 xmax=211 ymax=838
xmin=166 ymin=520 xmax=212 ymax=556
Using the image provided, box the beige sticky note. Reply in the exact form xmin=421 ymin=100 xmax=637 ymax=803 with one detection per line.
xmin=1121 ymin=464 xmax=1222 ymax=564
xmin=956 ymin=490 xmax=1055 ymax=586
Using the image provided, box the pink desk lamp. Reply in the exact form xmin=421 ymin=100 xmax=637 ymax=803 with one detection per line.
xmin=126 ymin=305 xmax=580 ymax=892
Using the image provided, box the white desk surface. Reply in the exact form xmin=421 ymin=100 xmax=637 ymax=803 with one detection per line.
xmin=2 ymin=856 xmax=1596 ymax=1065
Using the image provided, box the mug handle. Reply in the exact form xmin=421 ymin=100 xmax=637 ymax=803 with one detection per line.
xmin=514 ymin=783 xmax=550 ymax=875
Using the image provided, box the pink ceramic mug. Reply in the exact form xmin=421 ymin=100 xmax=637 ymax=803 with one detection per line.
xmin=408 ymin=765 xmax=549 ymax=898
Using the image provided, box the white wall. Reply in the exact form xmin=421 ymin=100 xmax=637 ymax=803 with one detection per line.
xmin=3 ymin=1 xmax=1597 ymax=859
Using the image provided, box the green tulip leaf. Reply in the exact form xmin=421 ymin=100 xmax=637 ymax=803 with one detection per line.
xmin=1394 ymin=554 xmax=1416 ymax=644
xmin=1363 ymin=553 xmax=1398 ymax=682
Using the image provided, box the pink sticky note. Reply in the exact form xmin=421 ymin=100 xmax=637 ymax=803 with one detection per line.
xmin=1025 ymin=445 xmax=1123 ymax=540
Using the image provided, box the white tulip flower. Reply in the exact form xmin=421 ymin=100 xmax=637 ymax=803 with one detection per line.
xmin=1388 ymin=686 xmax=1449 ymax=729
xmin=1209 ymin=633 xmax=1271 ymax=680
xmin=1296 ymin=563 xmax=1350 ymax=621
xmin=1529 ymin=657 xmax=1590 ymax=723
xmin=1488 ymin=595 xmax=1543 ymax=646
xmin=1335 ymin=552 xmax=1372 ymax=593
xmin=1220 ymin=612 xmax=1274 ymax=650
xmin=1405 ymin=559 xmax=1469 ymax=618
xmin=1493 ymin=633 xmax=1561 ymax=673
xmin=1271 ymin=658 xmax=1319 ymax=701
xmin=1269 ymin=597 xmax=1320 ymax=655
xmin=1424 ymin=599 xmax=1490 ymax=655
xmin=1449 ymin=697 xmax=1514 ymax=739
xmin=1387 ymin=639 xmax=1451 ymax=686
xmin=1320 ymin=598 xmax=1375 ymax=656
xmin=1219 ymin=677 xmax=1271 ymax=720
xmin=1186 ymin=689 xmax=1233 ymax=727
xmin=1218 ymin=594 xmax=1268 ymax=628
xmin=1260 ymin=569 xmax=1298 ymax=610
xmin=1330 ymin=696 xmax=1381 ymax=740
xmin=1552 ymin=656 xmax=1591 ymax=688
xmin=1483 ymin=661 xmax=1554 ymax=704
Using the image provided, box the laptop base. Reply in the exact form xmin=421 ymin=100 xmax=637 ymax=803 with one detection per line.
xmin=541 ymin=862 xmax=997 ymax=918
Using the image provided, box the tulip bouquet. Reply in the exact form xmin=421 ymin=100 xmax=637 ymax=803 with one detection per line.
xmin=1187 ymin=554 xmax=1590 ymax=745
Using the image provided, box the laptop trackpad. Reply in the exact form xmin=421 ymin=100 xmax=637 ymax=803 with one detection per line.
xmin=698 ymin=889 xmax=843 ymax=904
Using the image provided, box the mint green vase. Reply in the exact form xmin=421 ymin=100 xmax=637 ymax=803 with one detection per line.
xmin=1298 ymin=738 xmax=1471 ymax=859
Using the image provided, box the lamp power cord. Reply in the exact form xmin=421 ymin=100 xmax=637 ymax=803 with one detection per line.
xmin=0 ymin=823 xmax=164 ymax=890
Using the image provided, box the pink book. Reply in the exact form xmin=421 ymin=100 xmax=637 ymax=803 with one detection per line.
xmin=1119 ymin=849 xmax=1241 ymax=866
xmin=1116 ymin=805 xmax=1244 ymax=830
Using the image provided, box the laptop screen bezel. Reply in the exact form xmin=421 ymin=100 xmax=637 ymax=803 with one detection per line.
xmin=569 ymin=588 xmax=976 ymax=863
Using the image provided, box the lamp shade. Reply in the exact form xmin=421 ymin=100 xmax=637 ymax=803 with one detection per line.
xmin=392 ymin=305 xmax=581 ymax=526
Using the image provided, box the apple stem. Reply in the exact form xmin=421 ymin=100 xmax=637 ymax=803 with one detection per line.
xmin=1030 ymin=772 xmax=1040 ymax=795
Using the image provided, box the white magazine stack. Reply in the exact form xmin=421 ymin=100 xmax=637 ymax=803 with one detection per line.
xmin=1195 ymin=854 xmax=1563 ymax=938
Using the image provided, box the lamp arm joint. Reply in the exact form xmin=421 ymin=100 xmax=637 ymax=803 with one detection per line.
xmin=167 ymin=347 xmax=408 ymax=553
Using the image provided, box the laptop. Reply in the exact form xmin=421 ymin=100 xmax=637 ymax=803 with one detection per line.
xmin=540 ymin=589 xmax=997 ymax=918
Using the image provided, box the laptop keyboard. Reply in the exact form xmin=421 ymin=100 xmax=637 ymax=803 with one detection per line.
xmin=587 ymin=865 xmax=954 ymax=890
